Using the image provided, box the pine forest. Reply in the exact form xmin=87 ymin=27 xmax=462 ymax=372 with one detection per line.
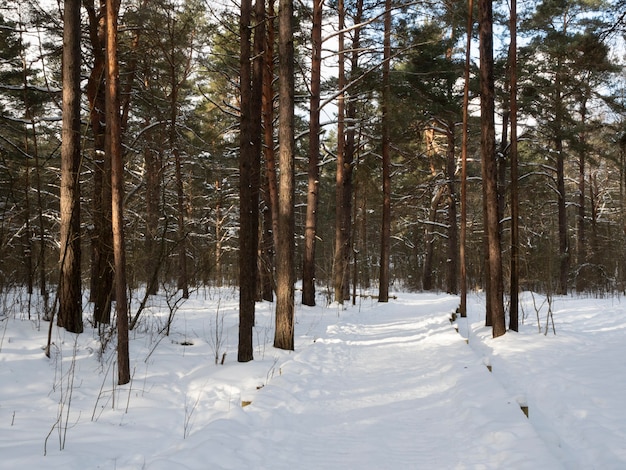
xmin=1 ymin=0 xmax=626 ymax=369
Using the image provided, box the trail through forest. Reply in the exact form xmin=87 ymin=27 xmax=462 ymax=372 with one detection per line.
xmin=1 ymin=291 xmax=624 ymax=468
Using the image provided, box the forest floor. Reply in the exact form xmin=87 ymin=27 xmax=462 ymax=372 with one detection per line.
xmin=1 ymin=288 xmax=625 ymax=469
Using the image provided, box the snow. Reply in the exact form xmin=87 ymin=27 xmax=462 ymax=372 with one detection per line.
xmin=1 ymin=289 xmax=625 ymax=469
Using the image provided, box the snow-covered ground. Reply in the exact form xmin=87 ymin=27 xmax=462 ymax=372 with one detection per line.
xmin=1 ymin=288 xmax=624 ymax=469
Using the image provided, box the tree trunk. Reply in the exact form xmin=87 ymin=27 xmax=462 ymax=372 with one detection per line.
xmin=58 ymin=0 xmax=83 ymax=334
xmin=251 ymin=0 xmax=267 ymax=303
xmin=378 ymin=0 xmax=391 ymax=303
xmin=338 ymin=0 xmax=363 ymax=302
xmin=509 ymin=0 xmax=519 ymax=331
xmin=261 ymin=0 xmax=277 ymax=302
xmin=274 ymin=0 xmax=295 ymax=351
xmin=590 ymin=172 xmax=599 ymax=258
xmin=333 ymin=0 xmax=347 ymax=304
xmin=259 ymin=195 xmax=274 ymax=301
xmin=238 ymin=0 xmax=261 ymax=362
xmin=86 ymin=0 xmax=114 ymax=323
xmin=479 ymin=0 xmax=505 ymax=338
xmin=23 ymin=132 xmax=33 ymax=298
xmin=106 ymin=0 xmax=130 ymax=385
xmin=460 ymin=0 xmax=474 ymax=318
xmin=445 ymin=123 xmax=458 ymax=295
xmin=556 ymin=135 xmax=568 ymax=295
xmin=575 ymin=96 xmax=588 ymax=292
xmin=302 ymin=0 xmax=323 ymax=307
xmin=554 ymin=61 xmax=569 ymax=295
xmin=352 ymin=179 xmax=359 ymax=305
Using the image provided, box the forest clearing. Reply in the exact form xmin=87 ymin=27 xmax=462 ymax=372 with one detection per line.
xmin=1 ymin=290 xmax=624 ymax=469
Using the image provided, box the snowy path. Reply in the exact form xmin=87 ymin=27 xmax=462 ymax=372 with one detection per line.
xmin=6 ymin=291 xmax=624 ymax=469
xmin=147 ymin=295 xmax=561 ymax=469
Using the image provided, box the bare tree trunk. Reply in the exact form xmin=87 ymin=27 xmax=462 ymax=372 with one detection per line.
xmin=509 ymin=0 xmax=519 ymax=331
xmin=378 ymin=0 xmax=391 ymax=302
xmin=338 ymin=0 xmax=363 ymax=301
xmin=575 ymin=96 xmax=588 ymax=292
xmin=352 ymin=178 xmax=359 ymax=305
xmin=251 ymin=0 xmax=267 ymax=303
xmin=445 ymin=123 xmax=458 ymax=295
xmin=333 ymin=0 xmax=347 ymax=304
xmin=274 ymin=0 xmax=295 ymax=351
xmin=238 ymin=0 xmax=261 ymax=362
xmin=590 ymin=172 xmax=599 ymax=259
xmin=23 ymin=130 xmax=33 ymax=298
xmin=460 ymin=0 xmax=474 ymax=318
xmin=479 ymin=0 xmax=505 ymax=338
xmin=260 ymin=1 xmax=277 ymax=302
xmin=106 ymin=0 xmax=130 ymax=384
xmin=263 ymin=0 xmax=278 ymax=249
xmin=556 ymin=135 xmax=568 ymax=295
xmin=58 ymin=0 xmax=83 ymax=334
xmin=302 ymin=0 xmax=323 ymax=307
xmin=554 ymin=59 xmax=569 ymax=295
xmin=86 ymin=0 xmax=114 ymax=323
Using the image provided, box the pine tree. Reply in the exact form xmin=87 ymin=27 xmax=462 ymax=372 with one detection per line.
xmin=274 ymin=0 xmax=296 ymax=351
xmin=58 ymin=0 xmax=84 ymax=334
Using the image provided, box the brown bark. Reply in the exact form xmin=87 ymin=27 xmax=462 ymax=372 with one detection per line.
xmin=554 ymin=58 xmax=569 ymax=295
xmin=340 ymin=0 xmax=362 ymax=302
xmin=479 ymin=0 xmax=505 ymax=338
xmin=378 ymin=0 xmax=391 ymax=303
xmin=58 ymin=0 xmax=83 ymax=334
xmin=238 ymin=0 xmax=261 ymax=362
xmin=334 ymin=0 xmax=362 ymax=302
xmin=509 ymin=0 xmax=519 ymax=331
xmin=274 ymin=0 xmax=295 ymax=351
xmin=445 ymin=123 xmax=458 ymax=295
xmin=260 ymin=0 xmax=277 ymax=302
xmin=263 ymin=1 xmax=279 ymax=249
xmin=106 ymin=0 xmax=130 ymax=384
xmin=556 ymin=134 xmax=569 ymax=295
xmin=460 ymin=0 xmax=474 ymax=318
xmin=333 ymin=0 xmax=347 ymax=303
xmin=302 ymin=0 xmax=323 ymax=307
xmin=575 ymin=97 xmax=588 ymax=292
xmin=86 ymin=0 xmax=114 ymax=323
xmin=252 ymin=0 xmax=267 ymax=303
